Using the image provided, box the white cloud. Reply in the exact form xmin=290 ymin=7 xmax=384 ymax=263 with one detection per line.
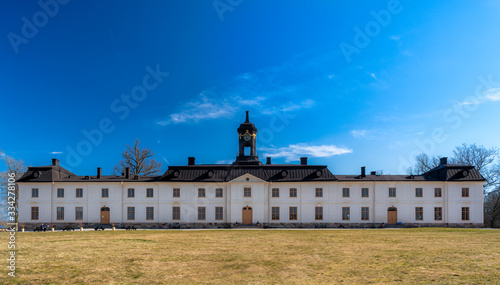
xmin=350 ymin=129 xmax=368 ymax=138
xmin=389 ymin=35 xmax=400 ymax=41
xmin=458 ymin=88 xmax=500 ymax=106
xmin=370 ymin=73 xmax=377 ymax=79
xmin=261 ymin=99 xmax=315 ymax=115
xmin=215 ymin=159 xmax=233 ymax=164
xmin=50 ymin=151 xmax=63 ymax=154
xmin=260 ymin=143 xmax=352 ymax=162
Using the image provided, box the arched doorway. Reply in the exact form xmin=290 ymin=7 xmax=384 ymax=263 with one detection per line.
xmin=387 ymin=207 xmax=397 ymax=224
xmin=242 ymin=206 xmax=253 ymax=225
xmin=100 ymin=207 xmax=110 ymax=224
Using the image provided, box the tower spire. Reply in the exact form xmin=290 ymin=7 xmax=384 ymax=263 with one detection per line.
xmin=245 ymin=110 xmax=249 ymax=122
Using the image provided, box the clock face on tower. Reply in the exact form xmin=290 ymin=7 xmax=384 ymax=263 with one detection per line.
xmin=244 ymin=133 xmax=251 ymax=141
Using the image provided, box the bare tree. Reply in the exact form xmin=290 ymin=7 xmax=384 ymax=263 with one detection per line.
xmin=484 ymin=188 xmax=500 ymax=228
xmin=0 ymin=153 xmax=27 ymax=223
xmin=112 ymin=139 xmax=162 ymax=176
xmin=450 ymin=143 xmax=498 ymax=173
xmin=408 ymin=153 xmax=440 ymax=175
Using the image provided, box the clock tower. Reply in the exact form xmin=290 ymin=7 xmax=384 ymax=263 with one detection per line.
xmin=234 ymin=111 xmax=262 ymax=165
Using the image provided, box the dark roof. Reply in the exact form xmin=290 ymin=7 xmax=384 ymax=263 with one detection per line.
xmin=18 ymin=165 xmax=159 ymax=183
xmin=159 ymin=164 xmax=336 ymax=182
xmin=18 ymin=162 xmax=486 ymax=183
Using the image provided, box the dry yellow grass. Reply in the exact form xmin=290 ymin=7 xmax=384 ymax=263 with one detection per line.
xmin=1 ymin=228 xmax=499 ymax=284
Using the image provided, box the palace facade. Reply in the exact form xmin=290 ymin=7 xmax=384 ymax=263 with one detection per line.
xmin=18 ymin=112 xmax=485 ymax=228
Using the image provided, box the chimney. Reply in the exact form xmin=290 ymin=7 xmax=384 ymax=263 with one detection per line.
xmin=300 ymin=157 xmax=308 ymax=165
xmin=52 ymin=158 xmax=59 ymax=166
xmin=361 ymin=166 xmax=366 ymax=178
xmin=188 ymin=157 xmax=195 ymax=165
xmin=440 ymin=157 xmax=448 ymax=165
xmin=266 ymin=157 xmax=272 ymax=165
xmin=97 ymin=167 xmax=102 ymax=179
xmin=370 ymin=171 xmax=376 ymax=175
xmin=125 ymin=167 xmax=130 ymax=179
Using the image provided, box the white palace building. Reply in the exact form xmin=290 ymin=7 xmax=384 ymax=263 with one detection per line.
xmin=18 ymin=112 xmax=485 ymax=229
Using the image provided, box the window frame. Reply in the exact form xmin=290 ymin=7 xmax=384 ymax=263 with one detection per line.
xmin=31 ymin=207 xmax=39 ymax=220
xmin=434 ymin=188 xmax=442 ymax=198
xmin=315 ymin=206 xmax=323 ymax=221
xmin=75 ymin=207 xmax=83 ymax=220
xmin=215 ymin=188 xmax=223 ymax=198
xmin=32 ymin=188 xmax=39 ymax=198
xmin=389 ymin=187 xmax=397 ymax=197
xmin=57 ymin=188 xmax=64 ymax=198
xmin=128 ymin=188 xmax=135 ymax=198
xmin=415 ymin=207 xmax=424 ymax=221
xmin=198 ymin=188 xmax=206 ymax=198
xmin=289 ymin=188 xmax=297 ymax=198
xmin=361 ymin=207 xmax=369 ymax=221
xmin=461 ymin=207 xmax=470 ymax=221
xmin=146 ymin=188 xmax=154 ymax=198
xmin=462 ymin=188 xmax=469 ymax=198
xmin=127 ymin=207 xmax=135 ymax=220
xmin=172 ymin=206 xmax=181 ymax=220
xmin=76 ymin=188 xmax=83 ymax=198
xmin=415 ymin=188 xmax=423 ymax=198
xmin=101 ymin=188 xmax=109 ymax=198
xmin=289 ymin=206 xmax=298 ymax=221
xmin=243 ymin=187 xmax=252 ymax=198
xmin=342 ymin=188 xmax=350 ymax=198
xmin=272 ymin=188 xmax=279 ymax=198
xmin=215 ymin=207 xmax=223 ymax=220
xmin=434 ymin=207 xmax=442 ymax=221
xmin=272 ymin=206 xmax=280 ymax=220
xmin=361 ymin=188 xmax=369 ymax=198
xmin=56 ymin=207 xmax=64 ymax=220
xmin=315 ymin=188 xmax=323 ymax=198
xmin=146 ymin=206 xmax=154 ymax=220
xmin=198 ymin=207 xmax=206 ymax=220
xmin=173 ymin=188 xmax=180 ymax=198
xmin=342 ymin=207 xmax=350 ymax=221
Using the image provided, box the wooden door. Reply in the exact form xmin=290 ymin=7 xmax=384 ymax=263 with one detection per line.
xmin=100 ymin=207 xmax=110 ymax=224
xmin=242 ymin=207 xmax=253 ymax=225
xmin=387 ymin=208 xmax=397 ymax=224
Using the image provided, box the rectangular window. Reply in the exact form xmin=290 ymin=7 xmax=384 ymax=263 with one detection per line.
xmin=173 ymin=188 xmax=180 ymax=198
xmin=57 ymin=188 xmax=64 ymax=198
xmin=57 ymin=207 xmax=64 ymax=220
xmin=128 ymin=188 xmax=135 ymax=198
xmin=462 ymin=188 xmax=469 ymax=197
xmin=76 ymin=188 xmax=83 ymax=198
xmin=198 ymin=207 xmax=206 ymax=220
xmin=315 ymin=207 xmax=323 ymax=220
xmin=434 ymin=188 xmax=442 ymax=198
xmin=289 ymin=188 xmax=297 ymax=198
xmin=101 ymin=188 xmax=109 ymax=198
xmin=215 ymin=188 xmax=223 ymax=198
xmin=462 ymin=207 xmax=470 ymax=221
xmin=75 ymin=207 xmax=83 ymax=220
xmin=127 ymin=207 xmax=135 ymax=220
xmin=31 ymin=207 xmax=39 ymax=220
xmin=215 ymin=207 xmax=223 ymax=220
xmin=198 ymin=188 xmax=206 ymax=198
xmin=415 ymin=188 xmax=423 ymax=197
xmin=272 ymin=188 xmax=279 ymax=198
xmin=32 ymin=188 xmax=39 ymax=198
xmin=315 ymin=188 xmax=323 ymax=198
xmin=272 ymin=207 xmax=280 ymax=220
xmin=361 ymin=188 xmax=369 ymax=198
xmin=244 ymin=187 xmax=251 ymax=197
xmin=342 ymin=188 xmax=350 ymax=197
xmin=389 ymin=187 xmax=396 ymax=197
xmin=146 ymin=188 xmax=154 ymax=198
xmin=434 ymin=207 xmax=442 ymax=221
xmin=361 ymin=207 xmax=369 ymax=221
xmin=289 ymin=207 xmax=298 ymax=220
xmin=342 ymin=207 xmax=350 ymax=221
xmin=415 ymin=207 xmax=423 ymax=221
xmin=146 ymin=207 xmax=154 ymax=220
xmin=172 ymin=206 xmax=180 ymax=220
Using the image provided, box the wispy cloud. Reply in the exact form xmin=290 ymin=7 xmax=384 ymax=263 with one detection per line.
xmin=350 ymin=129 xmax=368 ymax=138
xmin=261 ymin=99 xmax=315 ymax=115
xmin=50 ymin=151 xmax=63 ymax=154
xmin=458 ymin=88 xmax=500 ymax=105
xmin=260 ymin=143 xmax=352 ymax=162
xmin=215 ymin=159 xmax=233 ymax=164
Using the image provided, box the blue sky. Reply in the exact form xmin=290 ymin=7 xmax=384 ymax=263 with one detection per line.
xmin=1 ymin=0 xmax=500 ymax=175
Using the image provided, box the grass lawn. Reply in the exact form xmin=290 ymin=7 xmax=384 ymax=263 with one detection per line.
xmin=1 ymin=228 xmax=499 ymax=284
